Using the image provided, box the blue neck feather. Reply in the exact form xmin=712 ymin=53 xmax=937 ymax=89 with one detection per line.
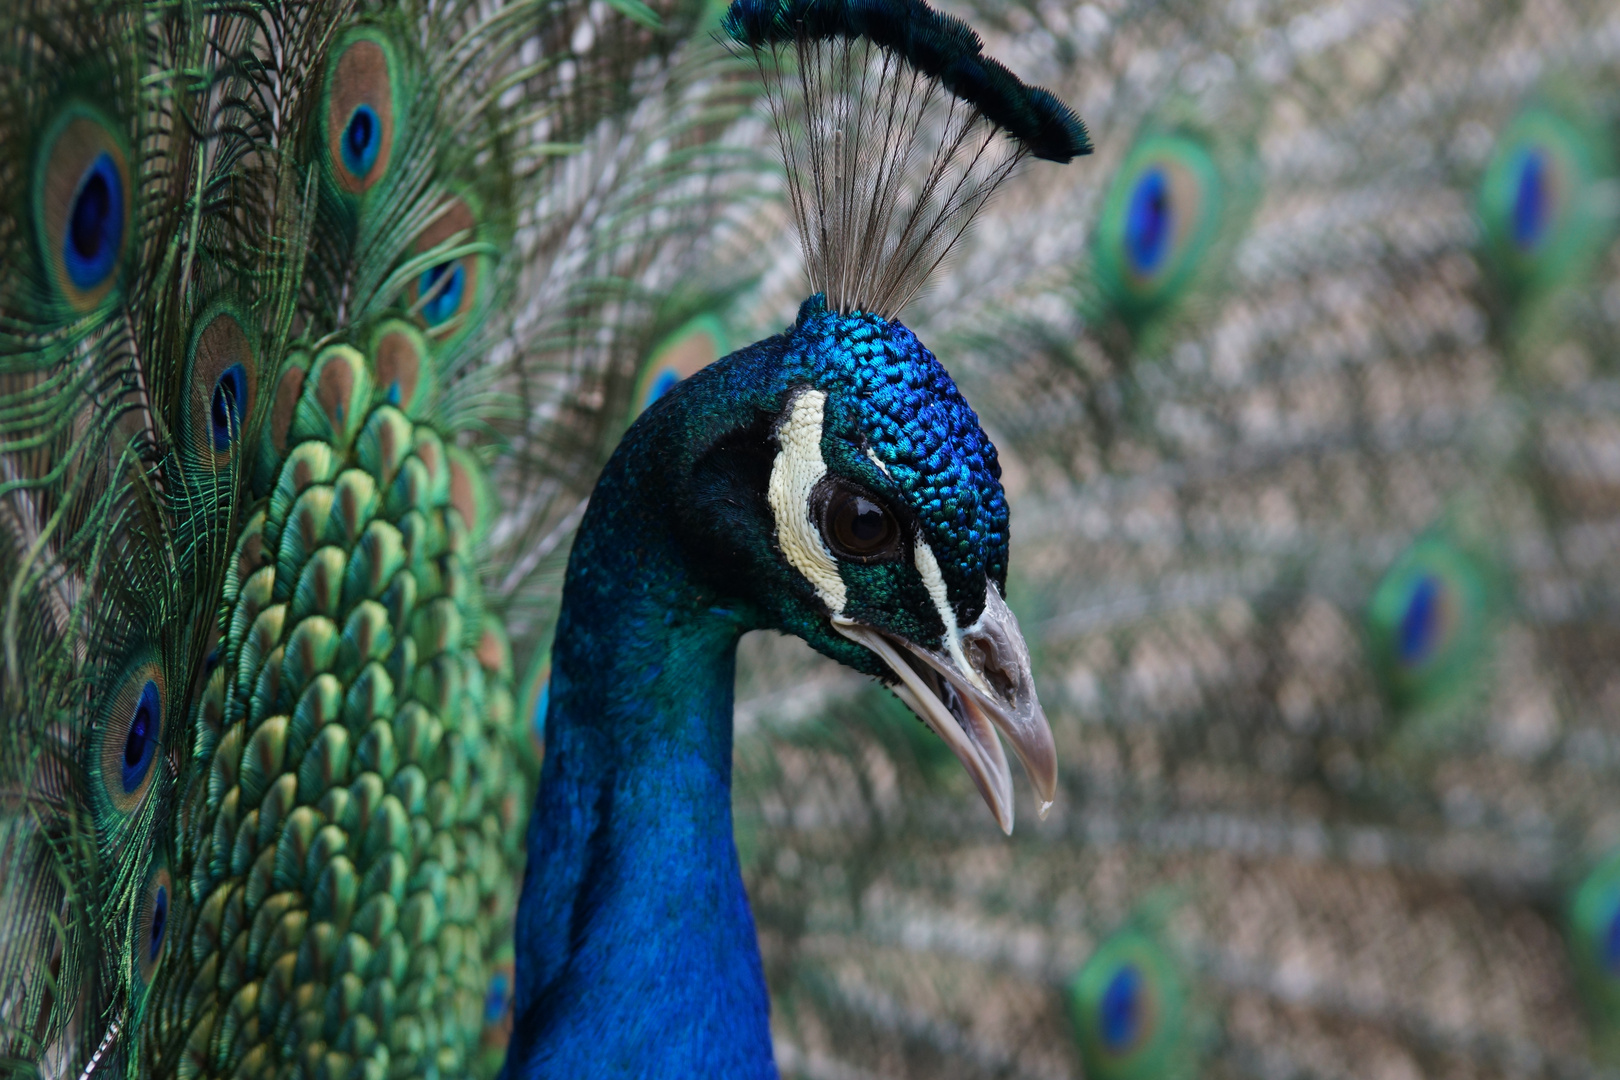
xmin=504 ymin=363 xmax=781 ymax=1078
xmin=502 ymin=302 xmax=1004 ymax=1074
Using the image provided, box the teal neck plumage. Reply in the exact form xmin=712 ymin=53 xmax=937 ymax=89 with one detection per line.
xmin=504 ymin=342 xmax=784 ymax=1078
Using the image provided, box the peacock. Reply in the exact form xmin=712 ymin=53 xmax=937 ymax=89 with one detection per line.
xmin=10 ymin=0 xmax=1620 ymax=1074
xmin=0 ymin=0 xmax=1094 ymax=1074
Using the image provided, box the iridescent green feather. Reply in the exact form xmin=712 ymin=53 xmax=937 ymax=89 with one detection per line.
xmin=0 ymin=0 xmax=770 ymax=1074
xmin=137 ymin=2 xmax=760 ymax=1078
xmin=0 ymin=0 xmax=308 ymax=1070
xmin=158 ymin=323 xmax=528 ymax=1079
xmin=1570 ymin=850 xmax=1620 ymax=1063
xmin=1081 ymin=99 xmax=1261 ymax=361
xmin=1067 ymin=923 xmax=1199 ymax=1080
xmin=1476 ymin=85 xmax=1620 ymax=367
xmin=1364 ymin=532 xmax=1496 ymax=718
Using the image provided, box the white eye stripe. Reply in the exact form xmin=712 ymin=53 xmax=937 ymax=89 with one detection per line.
xmin=915 ymin=540 xmax=993 ymax=698
xmin=768 ymin=389 xmax=846 ymax=614
xmin=772 ymin=392 xmax=977 ymax=654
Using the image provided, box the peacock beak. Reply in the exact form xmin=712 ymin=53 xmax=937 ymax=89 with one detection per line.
xmin=831 ymin=584 xmax=1056 ymax=834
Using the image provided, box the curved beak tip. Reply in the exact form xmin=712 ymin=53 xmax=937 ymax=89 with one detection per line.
xmin=832 ymin=585 xmax=1056 ymax=834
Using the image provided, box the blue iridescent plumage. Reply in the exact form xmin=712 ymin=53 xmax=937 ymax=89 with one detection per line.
xmin=509 ymin=299 xmax=1050 ymax=1074
xmin=787 ymin=298 xmax=1009 ymax=604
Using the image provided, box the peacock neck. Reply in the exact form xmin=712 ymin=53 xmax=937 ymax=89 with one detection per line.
xmin=506 ymin=411 xmax=778 ymax=1078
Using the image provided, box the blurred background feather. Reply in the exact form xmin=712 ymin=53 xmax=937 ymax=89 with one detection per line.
xmin=713 ymin=0 xmax=1620 ymax=1076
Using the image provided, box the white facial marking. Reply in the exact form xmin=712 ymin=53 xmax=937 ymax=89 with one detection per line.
xmin=913 ymin=540 xmax=992 ymax=697
xmin=864 ymin=446 xmax=892 ymax=477
xmin=768 ymin=389 xmax=846 ymax=613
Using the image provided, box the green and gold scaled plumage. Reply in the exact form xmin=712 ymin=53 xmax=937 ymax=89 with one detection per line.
xmin=158 ymin=327 xmax=528 ymax=1080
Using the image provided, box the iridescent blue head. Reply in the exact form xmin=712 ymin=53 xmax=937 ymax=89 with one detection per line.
xmin=638 ymin=293 xmax=1053 ymax=830
xmin=788 ymin=298 xmax=1009 ymax=606
xmin=516 ymin=2 xmax=1082 ymax=1069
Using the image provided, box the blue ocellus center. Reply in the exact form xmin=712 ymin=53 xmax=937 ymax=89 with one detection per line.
xmin=1511 ymin=147 xmax=1551 ymax=252
xmin=1126 ymin=167 xmax=1173 ymax=275
xmin=1602 ymin=904 xmax=1620 ymax=976
xmin=650 ymin=369 xmax=680 ymax=403
xmin=420 ymin=261 xmax=466 ymax=325
xmin=485 ymin=971 xmax=511 ymax=1024
xmin=211 ymin=364 xmax=247 ymax=451
xmin=66 ymin=153 xmax=124 ymax=289
xmin=1397 ymin=572 xmax=1445 ymax=668
xmin=122 ymin=680 xmax=160 ymax=793
xmin=343 ymin=104 xmax=381 ymax=178
xmin=1100 ymin=963 xmax=1145 ymax=1052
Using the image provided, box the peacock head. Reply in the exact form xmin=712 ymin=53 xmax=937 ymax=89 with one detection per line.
xmin=666 ymin=295 xmax=1054 ymax=832
xmin=647 ymin=0 xmax=1087 ymax=831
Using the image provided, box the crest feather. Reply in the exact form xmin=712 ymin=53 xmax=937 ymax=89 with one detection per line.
xmin=723 ymin=0 xmax=1090 ymax=317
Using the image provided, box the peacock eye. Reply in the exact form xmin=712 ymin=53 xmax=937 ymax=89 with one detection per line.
xmin=134 ymin=860 xmax=172 ymax=987
xmin=1125 ymin=167 xmax=1172 ymax=274
xmin=419 ymin=261 xmax=465 ymax=326
xmin=65 ymin=152 xmax=126 ymax=290
xmin=1099 ymin=963 xmax=1145 ymax=1052
xmin=342 ymin=104 xmax=381 ymax=178
xmin=1397 ymin=572 xmax=1444 ymax=667
xmin=818 ymin=481 xmax=902 ymax=563
xmin=122 ymin=679 xmax=160 ymax=794
xmin=1511 ymin=147 xmax=1550 ymax=251
xmin=210 ymin=363 xmax=246 ymax=451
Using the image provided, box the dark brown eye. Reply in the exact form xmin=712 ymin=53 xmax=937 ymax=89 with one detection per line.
xmin=819 ymin=483 xmax=902 ymax=563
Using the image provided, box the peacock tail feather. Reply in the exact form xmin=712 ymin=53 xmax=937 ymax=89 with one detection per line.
xmin=1066 ymin=916 xmax=1200 ymax=1080
xmin=1 ymin=0 xmax=766 ymax=1074
xmin=1081 ymin=98 xmax=1263 ymax=363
